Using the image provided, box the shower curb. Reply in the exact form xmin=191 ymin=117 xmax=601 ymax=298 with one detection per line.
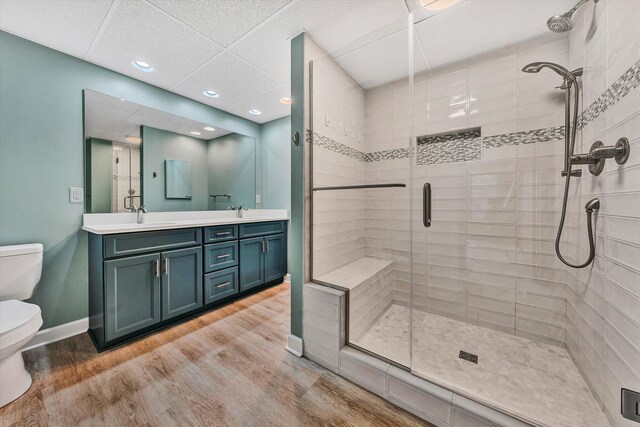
xmin=302 ymin=282 xmax=533 ymax=427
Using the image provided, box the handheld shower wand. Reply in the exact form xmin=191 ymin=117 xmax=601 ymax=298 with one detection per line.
xmin=522 ymin=62 xmax=598 ymax=268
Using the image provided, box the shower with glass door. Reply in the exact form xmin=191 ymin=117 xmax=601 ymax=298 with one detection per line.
xmin=308 ymin=1 xmax=639 ymax=426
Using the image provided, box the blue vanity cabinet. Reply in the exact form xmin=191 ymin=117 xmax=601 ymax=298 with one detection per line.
xmin=264 ymin=233 xmax=287 ymax=283
xmin=161 ymin=247 xmax=203 ymax=321
xmin=239 ymin=237 xmax=265 ymax=291
xmin=104 ymin=253 xmax=162 ymax=341
xmin=238 ymin=221 xmax=287 ymax=292
xmin=88 ymin=221 xmax=287 ymax=351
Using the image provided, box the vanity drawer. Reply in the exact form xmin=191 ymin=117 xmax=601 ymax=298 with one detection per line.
xmin=104 ymin=228 xmax=201 ymax=259
xmin=204 ymin=224 xmax=238 ymax=243
xmin=204 ymin=241 xmax=238 ymax=272
xmin=204 ymin=267 xmax=238 ymax=304
xmin=239 ymin=221 xmax=285 ymax=238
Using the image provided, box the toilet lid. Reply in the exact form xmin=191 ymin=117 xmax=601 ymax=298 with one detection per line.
xmin=0 ymin=300 xmax=41 ymax=336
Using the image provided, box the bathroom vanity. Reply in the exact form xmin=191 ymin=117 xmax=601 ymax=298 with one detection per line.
xmin=83 ymin=211 xmax=288 ymax=351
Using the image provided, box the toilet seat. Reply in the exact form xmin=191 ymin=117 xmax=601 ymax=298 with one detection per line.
xmin=0 ymin=300 xmax=42 ymax=358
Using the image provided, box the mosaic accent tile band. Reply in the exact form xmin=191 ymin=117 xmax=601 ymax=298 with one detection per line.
xmin=482 ymin=126 xmax=565 ymax=149
xmin=578 ymin=59 xmax=640 ymax=129
xmin=309 ymin=60 xmax=639 ymax=165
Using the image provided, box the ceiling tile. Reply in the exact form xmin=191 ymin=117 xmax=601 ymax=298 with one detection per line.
xmin=335 ymin=28 xmax=427 ymax=89
xmin=415 ymin=0 xmax=575 ymax=69
xmin=171 ymin=51 xmax=280 ymax=109
xmin=304 ymin=0 xmax=408 ymax=54
xmin=86 ymin=0 xmax=222 ymax=89
xmin=225 ymin=84 xmax=291 ymax=124
xmin=230 ymin=0 xmax=408 ymax=84
xmin=148 ymin=0 xmax=292 ymax=48
xmin=175 ymin=122 xmax=232 ymax=140
xmin=0 ymin=0 xmax=113 ymax=58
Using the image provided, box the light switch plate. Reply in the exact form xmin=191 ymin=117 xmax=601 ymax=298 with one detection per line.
xmin=69 ymin=187 xmax=84 ymax=203
xmin=256 ymin=194 xmax=261 ymax=204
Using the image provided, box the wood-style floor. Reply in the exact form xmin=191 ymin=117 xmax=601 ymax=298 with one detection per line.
xmin=0 ymin=283 xmax=430 ymax=426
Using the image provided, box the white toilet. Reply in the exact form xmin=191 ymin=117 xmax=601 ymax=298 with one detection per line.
xmin=0 ymin=243 xmax=44 ymax=407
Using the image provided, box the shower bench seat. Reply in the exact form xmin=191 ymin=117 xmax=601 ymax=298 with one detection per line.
xmin=316 ymin=257 xmax=394 ymax=342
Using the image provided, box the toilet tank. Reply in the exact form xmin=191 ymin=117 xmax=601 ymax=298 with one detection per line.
xmin=0 ymin=243 xmax=44 ymax=301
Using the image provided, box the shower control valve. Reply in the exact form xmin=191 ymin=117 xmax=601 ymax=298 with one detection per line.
xmin=571 ymin=138 xmax=631 ymax=176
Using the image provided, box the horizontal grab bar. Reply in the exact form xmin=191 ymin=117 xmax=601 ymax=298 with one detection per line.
xmin=312 ymin=183 xmax=406 ymax=191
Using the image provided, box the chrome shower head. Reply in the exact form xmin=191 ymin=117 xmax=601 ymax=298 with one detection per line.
xmin=546 ymin=0 xmax=597 ymax=33
xmin=547 ymin=13 xmax=574 ymax=33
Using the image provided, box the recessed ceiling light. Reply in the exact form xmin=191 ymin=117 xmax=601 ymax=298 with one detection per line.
xmin=249 ymin=109 xmax=262 ymax=115
xmin=203 ymin=90 xmax=219 ymax=98
xmin=190 ymin=131 xmax=201 ymax=135
xmin=420 ymin=0 xmax=459 ymax=10
xmin=203 ymin=126 xmax=216 ymax=131
xmin=126 ymin=136 xmax=141 ymax=143
xmin=132 ymin=60 xmax=153 ymax=72
xmin=279 ymin=97 xmax=292 ymax=105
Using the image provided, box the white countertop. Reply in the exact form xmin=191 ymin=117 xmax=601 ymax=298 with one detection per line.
xmin=82 ymin=210 xmax=289 ymax=235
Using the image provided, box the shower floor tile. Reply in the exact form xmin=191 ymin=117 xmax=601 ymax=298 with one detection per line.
xmin=355 ymin=304 xmax=609 ymax=427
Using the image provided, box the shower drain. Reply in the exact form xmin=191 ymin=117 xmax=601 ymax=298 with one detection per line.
xmin=459 ymin=350 xmax=478 ymax=364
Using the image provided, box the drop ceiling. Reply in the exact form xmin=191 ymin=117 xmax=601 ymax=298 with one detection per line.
xmin=84 ymin=90 xmax=233 ymax=144
xmin=0 ymin=0 xmax=574 ymax=124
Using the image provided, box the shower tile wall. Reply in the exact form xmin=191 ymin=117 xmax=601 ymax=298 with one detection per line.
xmin=112 ymin=144 xmax=140 ymax=213
xmin=565 ymin=1 xmax=640 ymax=426
xmin=311 ymin=54 xmax=367 ymax=278
xmin=362 ymin=33 xmax=572 ymax=346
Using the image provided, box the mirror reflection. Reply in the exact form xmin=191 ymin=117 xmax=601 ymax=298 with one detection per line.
xmin=83 ymin=89 xmax=257 ymax=213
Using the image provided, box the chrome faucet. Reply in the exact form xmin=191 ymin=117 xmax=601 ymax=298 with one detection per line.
xmin=226 ymin=204 xmax=236 ymax=211
xmin=237 ymin=205 xmax=248 ymax=218
xmin=136 ymin=205 xmax=147 ymax=224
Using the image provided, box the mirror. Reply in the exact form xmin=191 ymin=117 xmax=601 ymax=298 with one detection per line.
xmin=83 ymin=89 xmax=258 ymax=213
xmin=165 ymin=159 xmax=192 ymax=200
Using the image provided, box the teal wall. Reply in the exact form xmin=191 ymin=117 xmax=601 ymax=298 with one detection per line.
xmin=261 ymin=117 xmax=291 ymax=211
xmin=0 ymin=31 xmax=261 ymax=329
xmin=208 ymin=133 xmax=256 ymax=209
xmin=86 ymin=138 xmax=112 ymax=213
xmin=289 ymin=34 xmax=305 ymax=338
xmin=142 ymin=126 xmax=208 ymax=211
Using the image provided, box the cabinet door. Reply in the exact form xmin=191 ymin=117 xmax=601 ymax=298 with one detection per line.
xmin=161 ymin=247 xmax=203 ymax=321
xmin=239 ymin=237 xmax=265 ymax=291
xmin=264 ymin=233 xmax=286 ymax=283
xmin=105 ymin=253 xmax=161 ymax=341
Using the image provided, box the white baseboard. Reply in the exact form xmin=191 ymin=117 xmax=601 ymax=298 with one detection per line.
xmin=22 ymin=317 xmax=88 ymax=352
xmin=284 ymin=273 xmax=291 ymax=283
xmin=285 ymin=334 xmax=303 ymax=357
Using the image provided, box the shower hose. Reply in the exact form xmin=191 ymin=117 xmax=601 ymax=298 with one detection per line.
xmin=554 ymin=82 xmax=598 ymax=269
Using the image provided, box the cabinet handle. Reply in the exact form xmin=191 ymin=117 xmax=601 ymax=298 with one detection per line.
xmin=216 ymin=232 xmax=231 ymax=236
xmin=154 ymin=260 xmax=160 ymax=278
xmin=216 ymin=282 xmax=231 ymax=288
xmin=266 ymin=240 xmax=269 ymax=252
xmin=163 ymin=258 xmax=169 ymax=275
xmin=216 ymin=254 xmax=231 ymax=259
xmin=261 ymin=240 xmax=265 ymax=252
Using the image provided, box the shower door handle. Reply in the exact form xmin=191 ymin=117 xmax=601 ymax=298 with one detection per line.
xmin=423 ymin=183 xmax=431 ymax=228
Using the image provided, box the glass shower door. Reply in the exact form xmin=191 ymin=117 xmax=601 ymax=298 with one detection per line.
xmin=309 ymin=15 xmax=415 ymax=367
